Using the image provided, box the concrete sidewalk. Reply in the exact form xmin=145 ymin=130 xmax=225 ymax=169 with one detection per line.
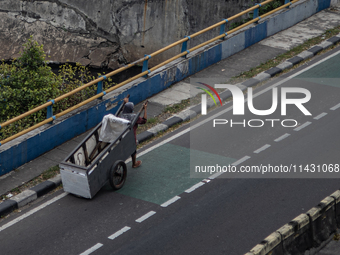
xmin=1 ymin=8 xmax=340 ymax=253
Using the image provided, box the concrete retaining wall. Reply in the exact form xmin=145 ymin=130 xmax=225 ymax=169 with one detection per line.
xmin=0 ymin=0 xmax=254 ymax=68
xmin=0 ymin=0 xmax=332 ymax=175
xmin=245 ymin=190 xmax=340 ymax=255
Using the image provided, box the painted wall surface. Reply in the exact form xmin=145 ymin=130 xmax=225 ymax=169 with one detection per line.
xmin=0 ymin=0 xmax=332 ymax=175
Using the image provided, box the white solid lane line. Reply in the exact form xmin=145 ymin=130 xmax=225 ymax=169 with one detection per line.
xmin=108 ymin=226 xmax=131 ymax=240
xmin=294 ymin=121 xmax=312 ymax=131
xmin=0 ymin=192 xmax=68 ymax=233
xmin=274 ymin=133 xmax=290 ymax=142
xmin=254 ymin=144 xmax=271 ymax=154
xmin=79 ymin=243 xmax=103 ymax=255
xmin=136 ymin=211 xmax=156 ymax=223
xmin=161 ymin=196 xmax=181 ymax=207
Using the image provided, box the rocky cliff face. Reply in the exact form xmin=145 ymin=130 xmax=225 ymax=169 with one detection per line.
xmin=0 ymin=0 xmax=251 ymax=69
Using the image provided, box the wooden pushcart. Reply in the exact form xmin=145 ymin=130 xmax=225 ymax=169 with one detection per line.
xmin=59 ymin=98 xmax=142 ymax=199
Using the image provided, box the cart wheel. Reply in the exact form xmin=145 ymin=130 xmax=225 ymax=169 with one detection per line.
xmin=109 ymin=161 xmax=127 ymax=190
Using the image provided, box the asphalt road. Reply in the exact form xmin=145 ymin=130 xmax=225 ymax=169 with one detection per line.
xmin=1 ymin=46 xmax=340 ymax=255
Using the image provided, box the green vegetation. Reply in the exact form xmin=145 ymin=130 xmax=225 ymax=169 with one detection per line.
xmin=1 ymin=165 xmax=60 ymax=201
xmin=41 ymin=165 xmax=60 ymax=180
xmin=334 ymin=233 xmax=340 ymax=241
xmin=230 ymin=0 xmax=285 ymax=29
xmin=0 ymin=37 xmax=113 ymax=141
xmin=163 ymin=99 xmax=191 ymax=114
xmin=258 ymin=0 xmax=284 ymax=15
xmin=147 ymin=117 xmax=158 ymax=124
xmin=0 ymin=38 xmax=61 ymax=138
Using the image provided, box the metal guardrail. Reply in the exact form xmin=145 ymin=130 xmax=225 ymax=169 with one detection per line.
xmin=0 ymin=0 xmax=298 ymax=146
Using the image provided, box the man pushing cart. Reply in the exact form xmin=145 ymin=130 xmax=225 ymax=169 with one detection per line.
xmin=121 ymin=96 xmax=148 ymax=168
xmin=59 ymin=95 xmax=148 ymax=199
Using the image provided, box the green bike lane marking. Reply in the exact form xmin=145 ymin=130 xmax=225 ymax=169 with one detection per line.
xmin=116 ymin=50 xmax=340 ymax=205
xmin=116 ymin=143 xmax=236 ymax=205
xmin=296 ymin=51 xmax=340 ymax=88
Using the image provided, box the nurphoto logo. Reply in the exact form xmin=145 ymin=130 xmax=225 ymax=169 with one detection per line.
xmin=198 ymin=83 xmax=312 ymax=128
xmin=197 ymin=82 xmax=223 ymax=115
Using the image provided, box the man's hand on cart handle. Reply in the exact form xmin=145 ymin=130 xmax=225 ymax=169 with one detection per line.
xmin=143 ymin=101 xmax=148 ymax=109
xmin=123 ymin=94 xmax=130 ymax=104
xmin=142 ymin=101 xmax=148 ymax=119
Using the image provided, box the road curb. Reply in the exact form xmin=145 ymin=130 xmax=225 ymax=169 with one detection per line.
xmin=0 ymin=174 xmax=61 ymax=217
xmin=245 ymin=190 xmax=340 ymax=255
xmin=1 ymin=34 xmax=340 ymax=218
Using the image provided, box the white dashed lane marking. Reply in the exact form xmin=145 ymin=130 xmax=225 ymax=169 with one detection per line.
xmin=136 ymin=211 xmax=156 ymax=223
xmin=185 ymin=182 xmax=205 ymax=193
xmin=79 ymin=243 xmax=103 ymax=255
xmin=274 ymin=133 xmax=290 ymax=142
xmin=254 ymin=144 xmax=271 ymax=154
xmin=314 ymin=112 xmax=327 ymax=120
xmin=108 ymin=226 xmax=131 ymax=240
xmin=294 ymin=121 xmax=312 ymax=131
xmin=330 ymin=103 xmax=340 ymax=110
xmin=209 ymin=172 xmax=224 ymax=179
xmin=231 ymin=156 xmax=251 ymax=166
xmin=161 ymin=196 xmax=181 ymax=207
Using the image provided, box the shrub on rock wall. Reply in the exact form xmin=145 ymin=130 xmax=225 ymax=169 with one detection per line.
xmin=0 ymin=37 xmax=61 ymax=139
xmin=0 ymin=37 xmax=113 ymax=141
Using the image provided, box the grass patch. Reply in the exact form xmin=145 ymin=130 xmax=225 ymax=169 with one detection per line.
xmin=41 ymin=165 xmax=59 ymax=180
xmin=1 ymin=165 xmax=60 ymax=201
xmin=147 ymin=117 xmax=158 ymax=125
xmin=163 ymin=99 xmax=191 ymax=114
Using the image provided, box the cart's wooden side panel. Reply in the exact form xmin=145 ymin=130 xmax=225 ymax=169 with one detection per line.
xmin=87 ymin=130 xmax=136 ymax=197
xmin=87 ymin=161 xmax=108 ymax=198
xmin=60 ymin=167 xmax=91 ymax=198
